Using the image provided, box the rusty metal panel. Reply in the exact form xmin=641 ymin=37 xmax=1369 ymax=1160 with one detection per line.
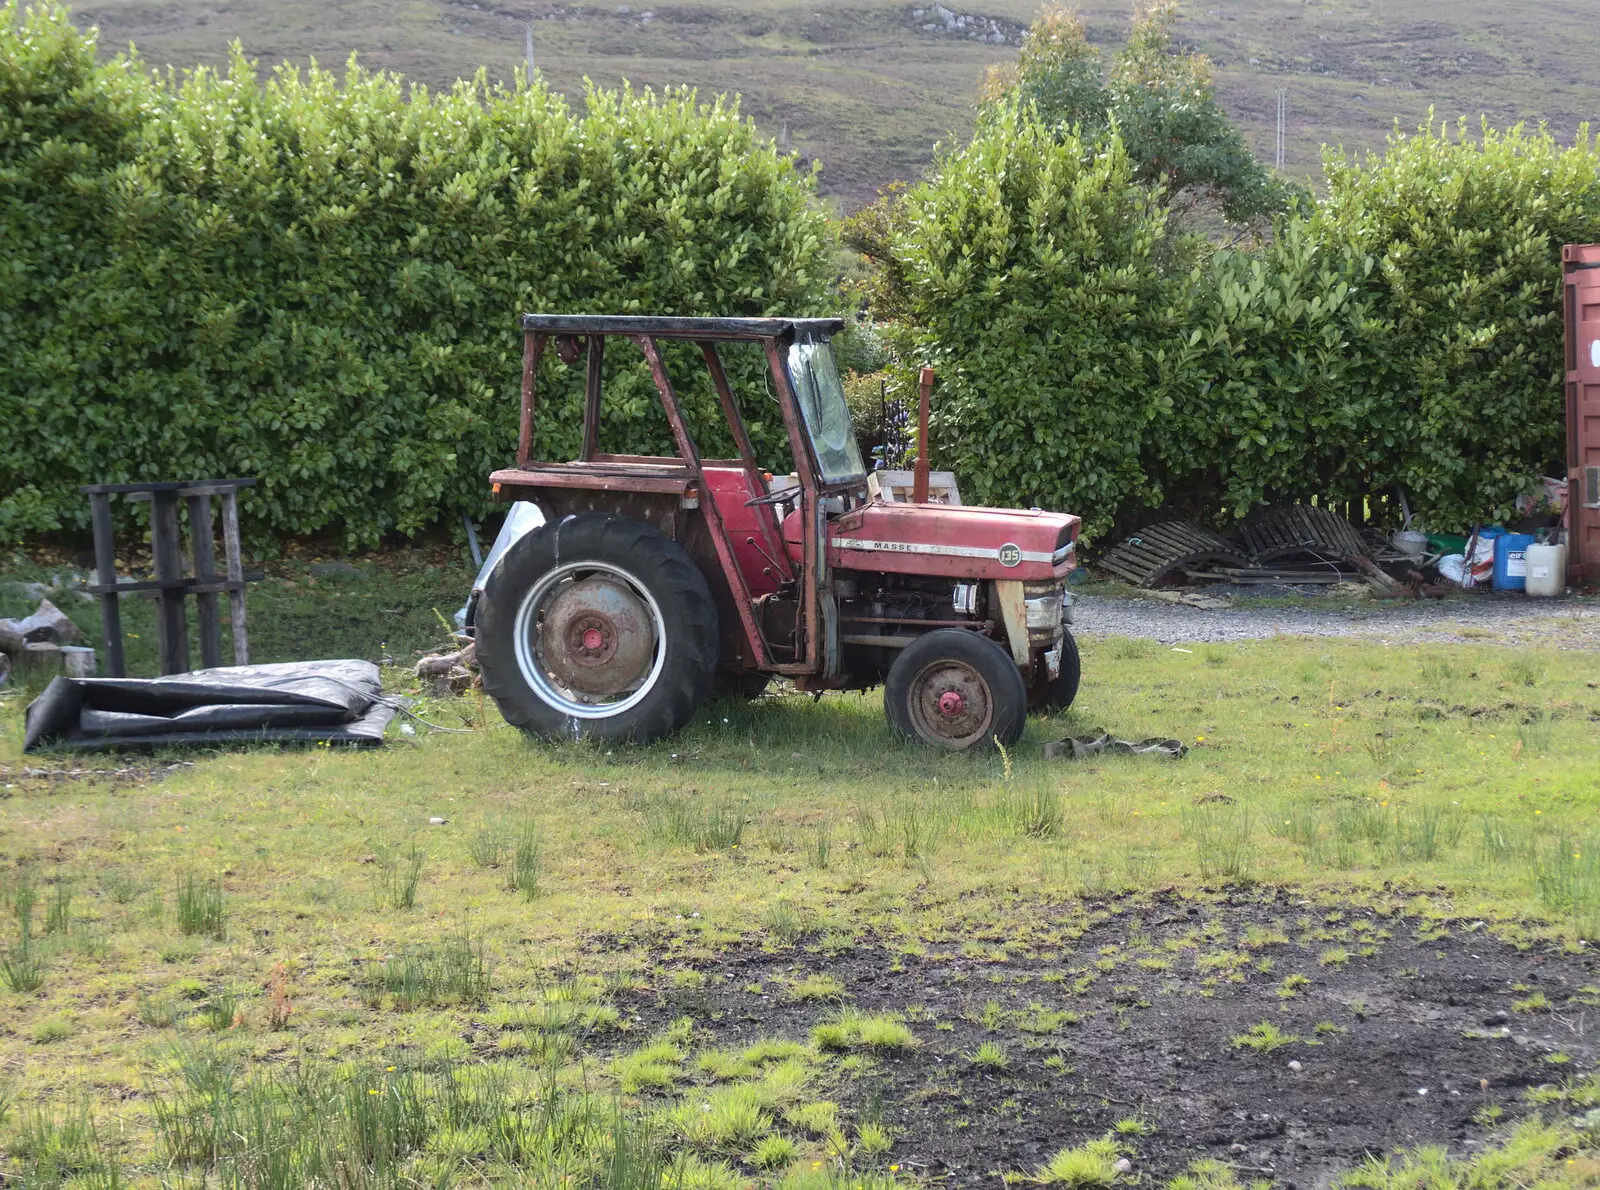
xmin=1563 ymin=245 xmax=1600 ymax=584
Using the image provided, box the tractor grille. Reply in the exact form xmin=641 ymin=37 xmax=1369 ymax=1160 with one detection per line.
xmin=1022 ymin=579 xmax=1066 ymax=648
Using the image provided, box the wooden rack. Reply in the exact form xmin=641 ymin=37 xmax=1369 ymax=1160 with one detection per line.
xmin=81 ymin=480 xmax=260 ymax=677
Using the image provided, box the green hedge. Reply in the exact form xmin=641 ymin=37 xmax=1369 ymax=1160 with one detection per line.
xmin=0 ymin=1 xmax=834 ymax=543
xmin=877 ymin=101 xmax=1180 ymax=531
xmin=872 ymin=114 xmax=1600 ymax=538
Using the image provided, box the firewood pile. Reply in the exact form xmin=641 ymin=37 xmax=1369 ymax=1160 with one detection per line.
xmin=414 ymin=638 xmax=479 ymax=697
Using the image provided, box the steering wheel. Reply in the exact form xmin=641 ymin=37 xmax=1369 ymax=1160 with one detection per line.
xmin=744 ymin=489 xmax=797 ymax=508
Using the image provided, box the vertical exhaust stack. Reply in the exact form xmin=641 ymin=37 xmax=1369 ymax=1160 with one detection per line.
xmin=913 ymin=366 xmax=934 ymax=504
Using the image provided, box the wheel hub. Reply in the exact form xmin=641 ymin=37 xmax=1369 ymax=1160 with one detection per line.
xmin=538 ymin=575 xmax=656 ymax=697
xmin=909 ymin=661 xmax=993 ymax=749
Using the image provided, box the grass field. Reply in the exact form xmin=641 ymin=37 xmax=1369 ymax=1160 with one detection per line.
xmin=4 ymin=564 xmax=1600 ymax=1184
xmin=64 ymin=0 xmax=1600 ymax=206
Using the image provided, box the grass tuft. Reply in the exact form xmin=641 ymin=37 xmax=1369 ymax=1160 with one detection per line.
xmin=175 ymin=874 xmax=225 ymax=939
xmin=360 ymin=935 xmax=489 ymax=1010
xmin=968 ymin=1040 xmax=1010 ymax=1070
xmin=811 ymin=1009 xmax=917 ymax=1052
xmin=1230 ymin=1022 xmax=1299 ymax=1053
xmin=1031 ymin=1135 xmax=1125 ymax=1186
xmin=788 ymin=973 xmax=848 ymax=1003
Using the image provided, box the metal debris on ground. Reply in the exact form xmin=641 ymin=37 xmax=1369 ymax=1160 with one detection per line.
xmin=1100 ymin=506 xmax=1410 ymax=592
xmin=1044 ymin=731 xmax=1188 ymax=760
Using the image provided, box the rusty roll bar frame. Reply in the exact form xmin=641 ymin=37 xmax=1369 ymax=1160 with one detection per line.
xmin=502 ymin=314 xmax=848 ymax=677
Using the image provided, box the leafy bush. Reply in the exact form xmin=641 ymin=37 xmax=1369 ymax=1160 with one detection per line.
xmin=877 ymin=101 xmax=1186 ymax=538
xmin=1306 ymin=118 xmax=1600 ymax=528
xmin=0 ymin=1 xmax=834 ymax=543
xmin=868 ymin=103 xmax=1598 ymax=535
xmin=1166 ymin=118 xmax=1600 ymax=529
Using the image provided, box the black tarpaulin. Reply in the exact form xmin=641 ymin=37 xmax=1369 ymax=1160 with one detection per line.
xmin=23 ymin=660 xmax=397 ymax=752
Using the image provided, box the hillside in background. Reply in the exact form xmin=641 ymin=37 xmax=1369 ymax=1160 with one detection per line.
xmin=70 ymin=0 xmax=1600 ymax=207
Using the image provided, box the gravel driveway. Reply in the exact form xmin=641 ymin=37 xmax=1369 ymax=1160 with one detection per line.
xmin=1071 ymin=590 xmax=1600 ymax=648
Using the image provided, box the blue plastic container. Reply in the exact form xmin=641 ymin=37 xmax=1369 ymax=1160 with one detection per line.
xmin=1493 ymin=533 xmax=1536 ymax=591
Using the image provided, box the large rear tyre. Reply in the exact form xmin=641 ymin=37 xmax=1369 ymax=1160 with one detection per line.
xmin=884 ymin=628 xmax=1027 ymax=751
xmin=477 ymin=515 xmax=718 ymax=744
xmin=1032 ymin=630 xmax=1081 ymax=711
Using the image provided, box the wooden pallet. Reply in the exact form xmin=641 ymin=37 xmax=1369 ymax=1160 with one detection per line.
xmin=1239 ymin=505 xmax=1366 ymax=565
xmin=1096 ymin=522 xmax=1251 ymax=587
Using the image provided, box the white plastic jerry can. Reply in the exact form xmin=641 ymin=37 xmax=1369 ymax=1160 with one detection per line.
xmin=1524 ymin=543 xmax=1567 ymax=597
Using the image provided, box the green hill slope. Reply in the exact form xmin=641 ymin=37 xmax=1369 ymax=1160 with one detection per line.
xmin=71 ymin=0 xmax=1600 ymax=205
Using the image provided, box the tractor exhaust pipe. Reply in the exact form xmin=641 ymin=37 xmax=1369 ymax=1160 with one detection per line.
xmin=913 ymin=366 xmax=934 ymax=503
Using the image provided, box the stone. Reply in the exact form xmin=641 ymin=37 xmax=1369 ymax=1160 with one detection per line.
xmin=1113 ymin=1159 xmax=1132 ymax=1174
xmin=1288 ymin=1059 xmax=1303 ymax=1072
xmin=20 ymin=599 xmax=84 ymax=644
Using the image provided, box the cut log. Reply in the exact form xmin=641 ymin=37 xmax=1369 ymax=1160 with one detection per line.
xmin=1344 ymin=554 xmax=1405 ymax=593
xmin=415 ymin=643 xmax=476 ymax=679
xmin=0 ymin=620 xmax=22 ymax=654
xmin=428 ymin=665 xmax=474 ymax=697
xmin=13 ymin=642 xmax=97 ymax=681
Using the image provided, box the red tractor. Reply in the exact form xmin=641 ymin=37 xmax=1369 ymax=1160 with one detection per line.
xmin=474 ymin=315 xmax=1081 ymax=750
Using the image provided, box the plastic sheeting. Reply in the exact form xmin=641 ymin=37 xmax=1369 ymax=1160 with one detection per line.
xmin=23 ymin=659 xmax=397 ymax=753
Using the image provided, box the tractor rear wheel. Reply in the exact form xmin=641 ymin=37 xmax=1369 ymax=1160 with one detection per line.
xmin=476 ymin=515 xmax=718 ymax=744
xmin=884 ymin=628 xmax=1027 ymax=751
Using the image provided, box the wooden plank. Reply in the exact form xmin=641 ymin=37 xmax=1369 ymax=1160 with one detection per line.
xmin=222 ymin=489 xmax=249 ymax=665
xmin=88 ymin=492 xmax=125 ymax=679
xmin=150 ymin=490 xmax=189 ymax=675
xmin=188 ymin=493 xmax=222 ymax=669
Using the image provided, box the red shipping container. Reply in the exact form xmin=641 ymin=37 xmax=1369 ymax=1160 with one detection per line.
xmin=1562 ymin=245 xmax=1600 ymax=586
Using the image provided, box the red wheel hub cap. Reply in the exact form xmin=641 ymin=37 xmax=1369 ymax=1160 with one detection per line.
xmin=582 ymin=627 xmax=604 ymax=650
xmin=938 ymin=690 xmax=966 ymax=717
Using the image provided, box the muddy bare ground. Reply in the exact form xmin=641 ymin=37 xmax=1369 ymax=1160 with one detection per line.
xmin=612 ymin=892 xmax=1599 ymax=1186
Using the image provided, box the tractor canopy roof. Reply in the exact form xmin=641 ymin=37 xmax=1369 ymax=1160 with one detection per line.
xmin=519 ymin=314 xmax=845 ymax=341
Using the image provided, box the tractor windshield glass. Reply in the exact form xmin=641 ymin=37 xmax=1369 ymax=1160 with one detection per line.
xmin=787 ymin=339 xmax=866 ymax=484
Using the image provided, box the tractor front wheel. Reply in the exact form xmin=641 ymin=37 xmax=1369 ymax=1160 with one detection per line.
xmin=476 ymin=515 xmax=719 ymax=744
xmin=884 ymin=628 xmax=1027 ymax=751
xmin=1031 ymin=630 xmax=1081 ymax=711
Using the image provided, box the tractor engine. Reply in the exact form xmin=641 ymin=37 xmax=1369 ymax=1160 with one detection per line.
xmin=830 ymin=571 xmax=1068 ymax=687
